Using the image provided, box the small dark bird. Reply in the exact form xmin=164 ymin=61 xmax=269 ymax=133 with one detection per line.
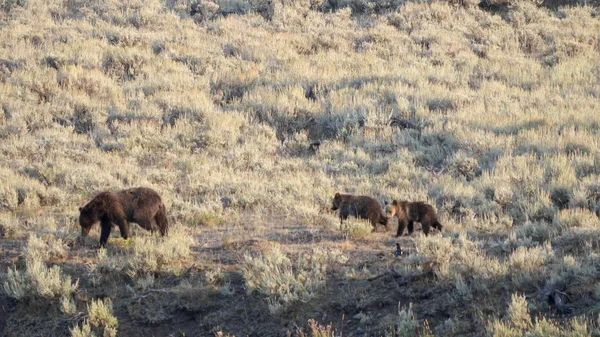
xmin=394 ymin=243 xmax=402 ymax=257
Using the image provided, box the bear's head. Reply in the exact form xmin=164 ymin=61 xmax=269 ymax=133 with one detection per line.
xmin=331 ymin=192 xmax=343 ymax=211
xmin=78 ymin=205 xmax=98 ymax=237
xmin=385 ymin=200 xmax=399 ymax=218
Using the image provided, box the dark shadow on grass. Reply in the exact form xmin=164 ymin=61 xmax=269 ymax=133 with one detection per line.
xmin=468 ymin=118 xmax=547 ymax=137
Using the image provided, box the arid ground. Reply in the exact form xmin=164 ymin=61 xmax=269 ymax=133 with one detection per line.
xmin=1 ymin=0 xmax=600 ymax=336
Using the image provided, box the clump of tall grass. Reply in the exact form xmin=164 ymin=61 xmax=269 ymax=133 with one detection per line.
xmin=290 ymin=319 xmax=336 ymax=337
xmin=126 ymin=225 xmax=194 ymax=276
xmin=23 ymin=233 xmax=69 ymax=261
xmin=3 ymin=254 xmax=79 ymax=314
xmin=340 ymin=218 xmax=373 ymax=240
xmin=93 ymin=225 xmax=194 ymax=277
xmin=71 ymin=298 xmax=118 ymax=337
xmin=487 ymin=293 xmax=593 ymax=337
xmin=241 ymin=243 xmax=347 ymax=313
xmin=389 ymin=303 xmax=434 ymax=337
xmin=406 ymin=233 xmax=505 ymax=282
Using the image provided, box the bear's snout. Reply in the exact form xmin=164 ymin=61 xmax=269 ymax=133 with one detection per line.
xmin=81 ymin=226 xmax=91 ymax=236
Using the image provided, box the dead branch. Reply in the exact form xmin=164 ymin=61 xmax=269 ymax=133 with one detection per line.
xmin=425 ymin=166 xmax=446 ymax=176
xmin=64 ymin=311 xmax=88 ymax=323
xmin=388 ymin=117 xmax=420 ymax=130
xmin=132 ymin=288 xmax=173 ymax=303
xmin=367 ymin=268 xmax=401 ymax=282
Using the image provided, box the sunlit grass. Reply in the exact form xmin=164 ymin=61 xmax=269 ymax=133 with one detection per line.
xmin=1 ymin=0 xmax=600 ymax=335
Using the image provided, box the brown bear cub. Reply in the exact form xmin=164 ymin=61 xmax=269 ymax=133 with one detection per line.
xmin=79 ymin=187 xmax=168 ymax=247
xmin=331 ymin=192 xmax=388 ymax=231
xmin=386 ymin=200 xmax=442 ymax=237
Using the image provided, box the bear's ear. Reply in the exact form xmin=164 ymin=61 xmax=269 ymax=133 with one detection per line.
xmin=78 ymin=207 xmax=82 ymax=212
xmin=392 ymin=200 xmax=398 ymax=205
xmin=334 ymin=192 xmax=340 ymax=198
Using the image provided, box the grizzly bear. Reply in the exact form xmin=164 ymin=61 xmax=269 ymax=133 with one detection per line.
xmin=331 ymin=192 xmax=388 ymax=231
xmin=79 ymin=187 xmax=168 ymax=247
xmin=386 ymin=200 xmax=442 ymax=237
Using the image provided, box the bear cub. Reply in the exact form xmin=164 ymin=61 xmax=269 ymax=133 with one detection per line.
xmin=386 ymin=200 xmax=442 ymax=237
xmin=79 ymin=187 xmax=168 ymax=247
xmin=331 ymin=192 xmax=388 ymax=231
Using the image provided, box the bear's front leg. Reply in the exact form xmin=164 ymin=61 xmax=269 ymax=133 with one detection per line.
xmin=339 ymin=215 xmax=348 ymax=231
xmin=422 ymin=222 xmax=431 ymax=236
xmin=396 ymin=219 xmax=407 ymax=237
xmin=99 ymin=219 xmax=112 ymax=247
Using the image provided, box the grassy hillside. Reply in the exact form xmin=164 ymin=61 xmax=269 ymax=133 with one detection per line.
xmin=1 ymin=0 xmax=600 ymax=336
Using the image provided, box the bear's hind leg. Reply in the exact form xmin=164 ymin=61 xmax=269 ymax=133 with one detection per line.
xmin=136 ymin=218 xmax=154 ymax=233
xmin=407 ymin=220 xmax=414 ymax=234
xmin=155 ymin=205 xmax=169 ymax=236
xmin=114 ymin=217 xmax=131 ymax=240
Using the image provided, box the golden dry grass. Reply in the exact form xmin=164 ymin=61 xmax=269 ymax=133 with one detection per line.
xmin=1 ymin=0 xmax=600 ymax=336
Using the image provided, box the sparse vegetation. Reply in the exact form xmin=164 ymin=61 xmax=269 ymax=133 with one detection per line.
xmin=1 ymin=0 xmax=600 ymax=335
xmin=340 ymin=218 xmax=374 ymax=240
xmin=4 ymin=255 xmax=78 ymax=304
xmin=488 ymin=293 xmax=596 ymax=337
xmin=241 ymin=244 xmax=347 ymax=313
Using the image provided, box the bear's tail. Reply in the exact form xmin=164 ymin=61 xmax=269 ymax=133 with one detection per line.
xmin=155 ymin=204 xmax=169 ymax=236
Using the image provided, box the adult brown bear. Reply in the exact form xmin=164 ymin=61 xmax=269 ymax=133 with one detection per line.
xmin=386 ymin=200 xmax=442 ymax=236
xmin=331 ymin=192 xmax=388 ymax=231
xmin=79 ymin=187 xmax=168 ymax=247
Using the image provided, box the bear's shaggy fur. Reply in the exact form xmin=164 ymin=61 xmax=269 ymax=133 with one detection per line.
xmin=79 ymin=187 xmax=168 ymax=246
xmin=331 ymin=192 xmax=388 ymax=231
xmin=386 ymin=200 xmax=442 ymax=236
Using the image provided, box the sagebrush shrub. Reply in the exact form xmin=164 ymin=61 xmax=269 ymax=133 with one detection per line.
xmin=3 ymin=255 xmax=79 ymax=305
xmin=241 ymin=244 xmax=346 ymax=313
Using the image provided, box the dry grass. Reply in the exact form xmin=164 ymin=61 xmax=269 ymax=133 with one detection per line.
xmin=241 ymin=243 xmax=347 ymax=313
xmin=1 ymin=0 xmax=600 ymax=336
